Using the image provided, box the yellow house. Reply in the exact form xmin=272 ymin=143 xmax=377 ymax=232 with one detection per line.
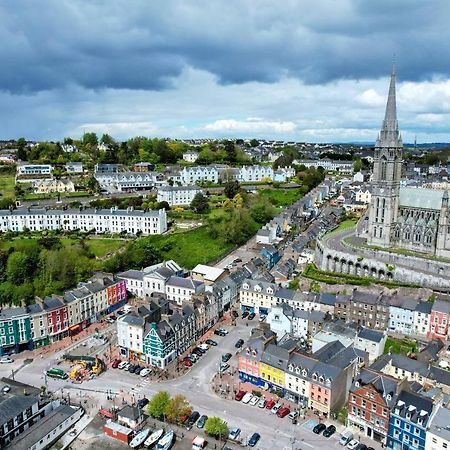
xmin=259 ymin=343 xmax=290 ymax=388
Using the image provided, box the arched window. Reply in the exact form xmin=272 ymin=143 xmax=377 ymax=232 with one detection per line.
xmin=414 ymin=232 xmax=421 ymax=242
xmin=380 ymin=157 xmax=388 ymax=180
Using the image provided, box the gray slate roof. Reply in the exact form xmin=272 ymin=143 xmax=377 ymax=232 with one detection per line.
xmin=399 ymin=187 xmax=445 ymax=210
xmin=358 ymin=327 xmax=385 ymax=343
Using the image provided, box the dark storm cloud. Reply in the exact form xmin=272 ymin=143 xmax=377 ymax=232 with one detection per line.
xmin=0 ymin=0 xmax=449 ymax=94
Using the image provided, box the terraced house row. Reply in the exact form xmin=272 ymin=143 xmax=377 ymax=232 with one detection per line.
xmin=0 ymin=272 xmax=126 ymax=355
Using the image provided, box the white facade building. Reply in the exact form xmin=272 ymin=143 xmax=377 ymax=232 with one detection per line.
xmin=294 ymin=159 xmax=353 ymax=173
xmin=165 ymin=276 xmax=204 ymax=305
xmin=413 ymin=301 xmax=432 ymax=336
xmin=183 ymin=150 xmax=199 ymax=162
xmin=157 ymin=185 xmax=203 ymax=206
xmin=388 ymin=297 xmax=417 ymax=335
xmin=354 ymin=327 xmax=387 ymax=363
xmin=238 ymin=165 xmax=274 ymax=182
xmin=117 ymin=313 xmax=146 ymax=361
xmin=0 ymin=208 xmax=167 ymax=235
xmin=17 ymin=164 xmax=53 ymax=176
xmin=180 ymin=166 xmax=219 ymax=185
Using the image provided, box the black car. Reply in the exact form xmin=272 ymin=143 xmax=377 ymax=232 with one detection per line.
xmin=194 ymin=346 xmax=206 ymax=354
xmin=186 ymin=411 xmax=200 ymax=428
xmin=206 ymin=339 xmax=217 ymax=346
xmin=313 ymin=423 xmax=326 ymax=434
xmin=197 ymin=414 xmax=208 ymax=428
xmin=248 ymin=433 xmax=261 ymax=447
xmin=222 ymin=353 xmax=232 ymax=363
xmin=355 ymin=445 xmax=367 ymax=450
xmin=248 ymin=312 xmax=255 ymax=320
xmin=231 ymin=310 xmax=239 ymax=318
xmin=137 ymin=397 xmax=149 ymax=409
xmin=134 ymin=366 xmax=143 ymax=375
xmin=235 ymin=339 xmax=244 ymax=348
xmin=323 ymin=425 xmax=336 ymax=438
xmin=193 ymin=348 xmax=203 ymax=357
xmin=214 ymin=329 xmax=226 ymax=336
xmin=242 ymin=311 xmax=249 ymax=319
xmin=128 ymin=364 xmax=137 ymax=373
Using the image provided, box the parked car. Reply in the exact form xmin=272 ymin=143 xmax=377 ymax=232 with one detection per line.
xmin=234 ymin=258 xmax=242 ymax=263
xmin=288 ymin=411 xmax=298 ymax=420
xmin=346 ymin=440 xmax=359 ymax=450
xmin=229 ymin=427 xmax=241 ymax=440
xmin=127 ymin=364 xmax=136 ymax=373
xmin=277 ymin=407 xmax=290 ymax=418
xmin=271 ymin=403 xmax=282 ymax=414
xmin=248 ymin=432 xmax=261 ymax=447
xmin=249 ymin=396 xmax=259 ymax=406
xmin=111 ymin=359 xmax=121 ymax=368
xmin=140 ymin=368 xmax=151 ymax=377
xmin=183 ymin=358 xmax=193 ymax=367
xmin=220 ymin=363 xmax=230 ymax=372
xmin=0 ymin=357 xmax=13 ymax=364
xmin=193 ymin=348 xmax=203 ymax=357
xmin=189 ymin=354 xmax=198 ymax=362
xmin=235 ymin=390 xmax=246 ymax=401
xmin=265 ymin=399 xmax=275 ymax=410
xmin=214 ymin=329 xmax=226 ymax=337
xmin=198 ymin=343 xmax=209 ymax=351
xmin=313 ymin=423 xmax=327 ymax=434
xmin=259 ymin=315 xmax=267 ymax=322
xmin=242 ymin=311 xmax=249 ymax=319
xmin=195 ymin=346 xmax=206 ymax=354
xmin=186 ymin=411 xmax=200 ymax=428
xmin=242 ymin=393 xmax=254 ymax=404
xmin=134 ymin=366 xmax=143 ymax=375
xmin=205 ymin=339 xmax=217 ymax=346
xmin=235 ymin=339 xmax=244 ymax=348
xmin=197 ymin=415 xmax=208 ymax=428
xmin=355 ymin=445 xmax=367 ymax=450
xmin=118 ymin=361 xmax=128 ymax=370
xmin=257 ymin=398 xmax=266 ymax=408
xmin=247 ymin=312 xmax=256 ymax=320
xmin=222 ymin=353 xmax=232 ymax=363
xmin=339 ymin=431 xmax=354 ymax=445
xmin=137 ymin=398 xmax=149 ymax=409
xmin=218 ymin=328 xmax=229 ymax=335
xmin=323 ymin=425 xmax=336 ymax=438
xmin=231 ymin=310 xmax=239 ymax=318
xmin=116 ymin=310 xmax=124 ymax=315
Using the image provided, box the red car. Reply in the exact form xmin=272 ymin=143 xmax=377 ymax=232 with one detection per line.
xmin=183 ymin=358 xmax=193 ymax=367
xmin=265 ymin=399 xmax=275 ymax=410
xmin=235 ymin=390 xmax=246 ymax=401
xmin=111 ymin=358 xmax=121 ymax=368
xmin=276 ymin=407 xmax=290 ymax=418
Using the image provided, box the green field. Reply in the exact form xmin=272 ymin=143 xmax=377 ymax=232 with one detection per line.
xmin=257 ymin=188 xmax=302 ymax=207
xmin=323 ymin=218 xmax=357 ymax=238
xmin=384 ymin=337 xmax=417 ymax=355
xmin=146 ymin=226 xmax=234 ymax=269
xmin=0 ymin=173 xmax=15 ymax=199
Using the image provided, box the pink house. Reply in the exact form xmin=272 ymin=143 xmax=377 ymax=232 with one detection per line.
xmin=428 ymin=299 xmax=450 ymax=341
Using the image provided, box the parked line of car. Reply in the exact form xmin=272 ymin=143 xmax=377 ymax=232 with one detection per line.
xmin=234 ymin=391 xmax=298 ymax=420
xmin=112 ymin=359 xmax=152 ymax=376
xmin=228 ymin=426 xmax=260 ymax=447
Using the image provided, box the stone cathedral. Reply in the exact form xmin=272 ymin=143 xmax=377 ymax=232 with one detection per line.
xmin=366 ymin=68 xmax=450 ymax=258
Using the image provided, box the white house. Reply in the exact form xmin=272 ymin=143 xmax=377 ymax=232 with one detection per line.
xmin=0 ymin=207 xmax=168 ymax=235
xmin=65 ymin=162 xmax=84 ymax=173
xmin=353 ymin=171 xmax=364 ymax=183
xmin=157 ymin=185 xmax=203 ymax=206
xmin=355 ymin=189 xmax=372 ymax=204
xmin=413 ymin=301 xmax=432 ymax=337
xmin=165 ymin=276 xmax=204 ymax=305
xmin=239 ymin=279 xmax=278 ymax=314
xmin=288 ymin=309 xmax=326 ymax=340
xmin=116 ymin=270 xmax=145 ymax=297
xmin=238 ymin=165 xmax=274 ymax=182
xmin=388 ymin=296 xmax=418 ymax=335
xmin=117 ymin=313 xmax=146 ymax=362
xmin=353 ymin=327 xmax=386 ymax=363
xmin=191 ymin=264 xmax=226 ymax=285
xmin=183 ymin=150 xmax=199 ymax=163
xmin=266 ymin=305 xmax=293 ymax=339
xmin=426 ymin=405 xmax=450 ymax=450
xmin=17 ymin=164 xmax=53 ymax=176
xmin=180 ymin=166 xmax=219 ymax=185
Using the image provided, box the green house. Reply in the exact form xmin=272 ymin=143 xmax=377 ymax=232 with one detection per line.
xmin=0 ymin=308 xmax=33 ymax=355
xmin=143 ymin=321 xmax=176 ymax=369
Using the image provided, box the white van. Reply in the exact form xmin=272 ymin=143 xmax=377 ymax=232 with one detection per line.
xmin=339 ymin=430 xmax=353 ymax=445
xmin=123 ymin=304 xmax=132 ymax=313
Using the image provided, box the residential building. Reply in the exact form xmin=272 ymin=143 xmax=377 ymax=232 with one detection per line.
xmin=65 ymin=162 xmax=84 ymax=173
xmin=165 ymin=276 xmax=204 ymax=305
xmin=238 ymin=165 xmax=274 ymax=182
xmin=260 ymin=245 xmax=281 ymax=269
xmin=312 ymin=320 xmax=358 ymax=353
xmin=0 ymin=207 xmax=168 ymax=235
xmin=38 ymin=296 xmax=68 ymax=342
xmin=289 ymin=310 xmax=326 ymax=340
xmin=354 ymin=328 xmax=387 ymax=363
xmin=348 ymin=368 xmax=407 ymax=444
xmin=259 ymin=343 xmax=290 ymax=388
xmin=428 ymin=299 xmax=450 ymax=341
xmin=387 ymin=390 xmax=432 ymax=450
xmin=191 ymin=264 xmax=226 ymax=286
xmin=284 ymin=352 xmax=316 ymax=408
xmin=266 ymin=305 xmax=293 ymax=339
xmin=294 ymin=159 xmax=353 ymax=173
xmin=17 ymin=164 xmax=53 ymax=177
xmin=388 ymin=295 xmax=417 ymax=335
xmin=183 ymin=150 xmax=199 ymax=163
xmin=142 ymin=321 xmax=176 ymax=368
xmin=240 ymin=279 xmax=278 ymax=315
xmin=33 ymin=178 xmax=75 ymax=194
xmin=413 ymin=301 xmax=432 ymax=337
xmin=134 ymin=162 xmax=154 ymax=172
xmin=355 ymin=189 xmax=372 ymax=204
xmin=94 ymin=163 xmax=120 ymax=173
xmin=0 ymin=308 xmax=33 ymax=356
xmin=425 ymin=405 xmax=450 ymax=450
xmin=180 ymin=166 xmax=219 ymax=185
xmin=157 ymin=185 xmax=203 ymax=206
xmin=117 ymin=313 xmax=146 ymax=362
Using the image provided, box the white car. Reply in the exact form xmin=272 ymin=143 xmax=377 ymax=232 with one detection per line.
xmin=140 ymin=368 xmax=151 ymax=377
xmin=198 ymin=343 xmax=209 ymax=351
xmin=229 ymin=427 xmax=241 ymax=440
xmin=271 ymin=403 xmax=282 ymax=414
xmin=242 ymin=393 xmax=254 ymax=404
xmin=288 ymin=411 xmax=299 ymax=420
xmin=347 ymin=440 xmax=359 ymax=450
xmin=218 ymin=328 xmax=229 ymax=335
xmin=257 ymin=398 xmax=266 ymax=408
xmin=249 ymin=396 xmax=259 ymax=406
xmin=0 ymin=357 xmax=13 ymax=364
xmin=118 ymin=361 xmax=128 ymax=369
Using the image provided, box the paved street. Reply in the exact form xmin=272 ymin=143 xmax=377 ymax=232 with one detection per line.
xmin=1 ymin=317 xmax=381 ymax=450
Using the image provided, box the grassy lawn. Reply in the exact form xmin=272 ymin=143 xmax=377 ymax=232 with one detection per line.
xmin=146 ymin=226 xmax=234 ymax=269
xmin=323 ymin=218 xmax=357 ymax=238
xmin=384 ymin=337 xmax=417 ymax=355
xmin=0 ymin=173 xmax=15 ymax=199
xmin=257 ymin=188 xmax=302 ymax=207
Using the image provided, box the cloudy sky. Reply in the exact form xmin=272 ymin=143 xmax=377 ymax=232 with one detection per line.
xmin=1 ymin=0 xmax=450 ymax=143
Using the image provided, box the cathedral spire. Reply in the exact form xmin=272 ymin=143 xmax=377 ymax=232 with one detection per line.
xmin=376 ymin=64 xmax=402 ymax=148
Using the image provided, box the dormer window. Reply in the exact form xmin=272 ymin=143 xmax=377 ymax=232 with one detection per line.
xmin=302 ymin=369 xmax=307 ymax=377
xmin=312 ymin=373 xmax=318 ymax=381
xmin=288 ymin=364 xmax=294 ymax=372
xmin=295 ymin=367 xmax=300 ymax=375
xmin=319 ymin=376 xmax=324 ymax=383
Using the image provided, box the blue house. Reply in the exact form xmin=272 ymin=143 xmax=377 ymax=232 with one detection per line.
xmin=260 ymin=245 xmax=281 ymax=270
xmin=387 ymin=390 xmax=433 ymax=450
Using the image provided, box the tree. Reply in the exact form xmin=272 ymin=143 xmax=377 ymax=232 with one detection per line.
xmin=353 ymin=158 xmax=362 ymax=173
xmin=7 ymin=252 xmax=30 ymax=285
xmin=190 ymin=192 xmax=209 ymax=214
xmin=250 ymin=198 xmax=276 ymax=224
xmin=147 ymin=391 xmax=170 ymax=420
xmin=250 ymin=138 xmax=259 ymax=147
xmin=156 ymin=201 xmax=170 ymax=210
xmin=224 ymin=140 xmax=237 ymax=163
xmin=165 ymin=394 xmax=191 ymax=424
xmin=204 ymin=417 xmax=228 ymax=440
xmin=224 ymin=180 xmax=240 ymax=199
xmin=82 ymin=132 xmax=98 ymax=146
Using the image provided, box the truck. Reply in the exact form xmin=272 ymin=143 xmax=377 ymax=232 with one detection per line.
xmin=339 ymin=430 xmax=354 ymax=445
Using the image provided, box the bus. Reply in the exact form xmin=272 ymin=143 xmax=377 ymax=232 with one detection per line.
xmin=46 ymin=368 xmax=68 ymax=380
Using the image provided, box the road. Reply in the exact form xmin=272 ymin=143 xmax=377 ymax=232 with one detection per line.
xmin=2 ymin=318 xmax=381 ymax=450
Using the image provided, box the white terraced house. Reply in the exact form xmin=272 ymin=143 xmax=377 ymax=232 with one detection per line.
xmin=157 ymin=185 xmax=203 ymax=206
xmin=0 ymin=207 xmax=167 ymax=235
xmin=180 ymin=166 xmax=219 ymax=185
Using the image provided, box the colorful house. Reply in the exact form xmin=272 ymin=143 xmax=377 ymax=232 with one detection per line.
xmin=0 ymin=308 xmax=33 ymax=355
xmin=428 ymin=299 xmax=450 ymax=341
xmin=143 ymin=321 xmax=176 ymax=369
xmin=238 ymin=336 xmax=272 ymax=387
xmin=259 ymin=245 xmax=281 ymax=270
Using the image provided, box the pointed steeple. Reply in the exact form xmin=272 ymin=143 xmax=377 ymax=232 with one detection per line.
xmin=376 ymin=64 xmax=402 ymax=148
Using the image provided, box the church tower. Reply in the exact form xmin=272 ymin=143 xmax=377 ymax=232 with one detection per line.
xmin=367 ymin=66 xmax=403 ymax=247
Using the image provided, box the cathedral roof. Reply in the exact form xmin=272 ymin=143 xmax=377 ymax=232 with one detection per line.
xmin=399 ymin=187 xmax=446 ymax=210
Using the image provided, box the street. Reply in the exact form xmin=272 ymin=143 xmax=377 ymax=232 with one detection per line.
xmin=2 ymin=317 xmax=381 ymax=450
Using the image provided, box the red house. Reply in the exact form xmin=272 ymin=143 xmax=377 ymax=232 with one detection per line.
xmin=42 ymin=296 xmax=69 ymax=342
xmin=103 ymin=421 xmax=133 ymax=444
xmin=428 ymin=299 xmax=450 ymax=341
xmin=107 ymin=280 xmax=127 ymax=306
